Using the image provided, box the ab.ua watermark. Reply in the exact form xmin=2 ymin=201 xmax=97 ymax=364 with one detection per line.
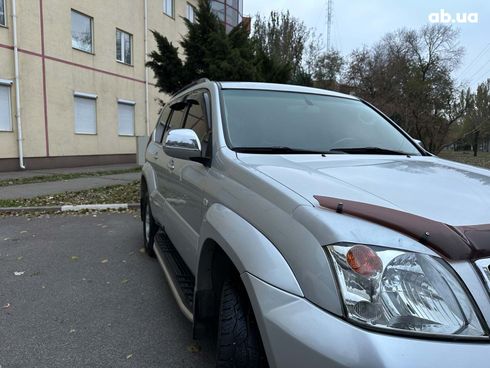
xmin=429 ymin=9 xmax=479 ymax=24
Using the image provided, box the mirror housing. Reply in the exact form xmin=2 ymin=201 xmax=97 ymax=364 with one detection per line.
xmin=163 ymin=129 xmax=202 ymax=161
xmin=413 ymin=138 xmax=425 ymax=149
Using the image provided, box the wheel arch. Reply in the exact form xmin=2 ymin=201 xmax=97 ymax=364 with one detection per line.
xmin=140 ymin=163 xmax=157 ymax=221
xmin=192 ymin=203 xmax=303 ymax=337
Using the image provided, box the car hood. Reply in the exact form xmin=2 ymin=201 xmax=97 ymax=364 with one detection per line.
xmin=237 ymin=154 xmax=490 ymax=226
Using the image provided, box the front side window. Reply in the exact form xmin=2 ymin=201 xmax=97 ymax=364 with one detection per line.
xmin=184 ymin=97 xmax=209 ymax=144
xmin=164 ymin=106 xmax=185 ymax=137
xmin=222 ymin=90 xmax=421 ymax=156
xmin=0 ymin=0 xmax=6 ymax=27
xmin=163 ymin=0 xmax=174 ymax=17
xmin=74 ymin=94 xmax=97 ymax=134
xmin=186 ymin=3 xmax=196 ymax=23
xmin=116 ymin=29 xmax=132 ymax=64
xmin=154 ymin=107 xmax=171 ymax=143
xmin=118 ymin=101 xmax=135 ymax=136
xmin=0 ymin=83 xmax=12 ymax=131
xmin=71 ymin=10 xmax=93 ymax=53
xmin=183 ymin=94 xmax=211 ymax=156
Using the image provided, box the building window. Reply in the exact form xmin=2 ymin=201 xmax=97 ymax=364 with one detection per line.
xmin=74 ymin=93 xmax=97 ymax=134
xmin=0 ymin=0 xmax=6 ymax=27
xmin=163 ymin=0 xmax=174 ymax=17
xmin=71 ymin=10 xmax=93 ymax=53
xmin=116 ymin=29 xmax=132 ymax=65
xmin=0 ymin=82 xmax=12 ymax=131
xmin=186 ymin=3 xmax=196 ymax=23
xmin=211 ymin=1 xmax=225 ymax=22
xmin=118 ymin=100 xmax=135 ymax=136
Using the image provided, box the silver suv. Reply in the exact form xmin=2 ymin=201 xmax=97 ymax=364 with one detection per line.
xmin=141 ymin=80 xmax=490 ymax=368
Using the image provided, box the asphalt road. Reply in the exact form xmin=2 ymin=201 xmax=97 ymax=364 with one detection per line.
xmin=0 ymin=212 xmax=216 ymax=368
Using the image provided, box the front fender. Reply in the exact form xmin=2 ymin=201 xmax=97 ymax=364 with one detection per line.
xmin=141 ymin=162 xmax=157 ymax=195
xmin=198 ymin=203 xmax=303 ymax=297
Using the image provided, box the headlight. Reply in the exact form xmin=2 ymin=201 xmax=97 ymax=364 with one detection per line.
xmin=327 ymin=243 xmax=486 ymax=338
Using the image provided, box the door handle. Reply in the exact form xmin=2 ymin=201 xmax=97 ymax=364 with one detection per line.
xmin=168 ymin=159 xmax=175 ymax=171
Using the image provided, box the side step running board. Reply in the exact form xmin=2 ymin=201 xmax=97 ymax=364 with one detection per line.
xmin=154 ymin=231 xmax=195 ymax=322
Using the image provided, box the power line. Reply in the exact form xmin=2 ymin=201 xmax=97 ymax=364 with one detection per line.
xmin=457 ymin=42 xmax=490 ymax=78
xmin=467 ymin=54 xmax=490 ymax=85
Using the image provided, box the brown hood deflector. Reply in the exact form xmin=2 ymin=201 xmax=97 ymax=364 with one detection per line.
xmin=314 ymin=195 xmax=490 ymax=261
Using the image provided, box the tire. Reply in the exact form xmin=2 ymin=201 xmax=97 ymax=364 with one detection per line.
xmin=142 ymin=193 xmax=157 ymax=258
xmin=216 ymin=279 xmax=267 ymax=368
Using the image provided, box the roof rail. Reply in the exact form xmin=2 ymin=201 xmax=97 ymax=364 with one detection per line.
xmin=172 ymin=78 xmax=211 ymax=97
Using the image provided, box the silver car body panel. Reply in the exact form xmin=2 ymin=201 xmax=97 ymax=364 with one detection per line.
xmin=243 ymin=272 xmax=490 ymax=368
xmin=198 ymin=203 xmax=303 ymax=296
xmin=475 ymin=257 xmax=490 ymax=292
xmin=450 ymin=260 xmax=490 ymax=324
xmin=142 ymin=162 xmax=157 ymax=195
xmin=219 ymin=82 xmax=358 ymax=100
xmin=236 ymin=153 xmax=490 ymax=226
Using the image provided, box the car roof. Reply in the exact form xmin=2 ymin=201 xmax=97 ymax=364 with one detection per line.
xmin=218 ymin=81 xmax=358 ymax=100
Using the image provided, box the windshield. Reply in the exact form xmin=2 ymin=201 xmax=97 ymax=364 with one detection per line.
xmin=221 ymin=90 xmax=421 ymax=155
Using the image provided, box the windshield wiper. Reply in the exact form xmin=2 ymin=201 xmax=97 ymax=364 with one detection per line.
xmin=328 ymin=147 xmax=410 ymax=155
xmin=233 ymin=146 xmax=342 ymax=154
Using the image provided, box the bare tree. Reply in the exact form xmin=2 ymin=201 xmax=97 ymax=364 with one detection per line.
xmin=345 ymin=24 xmax=467 ymax=153
xmin=464 ymin=80 xmax=490 ymax=156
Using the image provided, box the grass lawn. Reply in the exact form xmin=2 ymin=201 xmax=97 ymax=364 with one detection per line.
xmin=0 ymin=167 xmax=140 ymax=187
xmin=437 ymin=151 xmax=490 ymax=170
xmin=0 ymin=181 xmax=140 ymax=208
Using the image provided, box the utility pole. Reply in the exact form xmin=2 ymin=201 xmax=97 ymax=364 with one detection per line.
xmin=326 ymin=0 xmax=333 ymax=52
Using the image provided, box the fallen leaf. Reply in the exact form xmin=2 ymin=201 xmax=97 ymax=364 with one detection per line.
xmin=121 ymin=278 xmax=129 ymax=284
xmin=69 ymin=329 xmax=76 ymax=334
xmin=2 ymin=303 xmax=10 ymax=309
xmin=14 ymin=271 xmax=25 ymax=276
xmin=139 ymin=248 xmax=145 ymax=254
xmin=126 ymin=354 xmax=133 ymax=360
xmin=71 ymin=256 xmax=80 ymax=261
xmin=17 ymin=256 xmax=23 ymax=261
xmin=20 ymin=231 xmax=28 ymax=234
xmin=101 ymin=259 xmax=109 ymax=264
xmin=187 ymin=343 xmax=202 ymax=353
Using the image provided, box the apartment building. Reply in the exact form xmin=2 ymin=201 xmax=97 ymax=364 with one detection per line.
xmin=0 ymin=0 xmax=244 ymax=171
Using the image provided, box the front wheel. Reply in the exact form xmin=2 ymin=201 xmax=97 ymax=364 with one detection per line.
xmin=216 ymin=279 xmax=267 ymax=368
xmin=142 ymin=194 xmax=157 ymax=258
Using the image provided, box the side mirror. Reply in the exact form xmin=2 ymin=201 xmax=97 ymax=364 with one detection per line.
xmin=163 ymin=129 xmax=202 ymax=161
xmin=412 ymin=138 xmax=425 ymax=149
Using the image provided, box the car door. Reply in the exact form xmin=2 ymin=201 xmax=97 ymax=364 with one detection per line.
xmin=162 ymin=91 xmax=212 ymax=272
xmin=145 ymin=107 xmax=171 ymax=223
xmin=156 ymin=99 xmax=187 ymax=218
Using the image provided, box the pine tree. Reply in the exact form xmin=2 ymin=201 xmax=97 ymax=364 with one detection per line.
xmin=147 ymin=0 xmax=259 ymax=95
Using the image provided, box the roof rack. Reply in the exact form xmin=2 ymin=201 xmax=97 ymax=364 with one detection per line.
xmin=172 ymin=78 xmax=211 ymax=97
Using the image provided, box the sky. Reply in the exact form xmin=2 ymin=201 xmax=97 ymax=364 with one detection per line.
xmin=243 ymin=0 xmax=490 ymax=90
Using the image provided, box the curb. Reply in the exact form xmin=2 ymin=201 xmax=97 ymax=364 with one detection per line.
xmin=0 ymin=203 xmax=139 ymax=213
